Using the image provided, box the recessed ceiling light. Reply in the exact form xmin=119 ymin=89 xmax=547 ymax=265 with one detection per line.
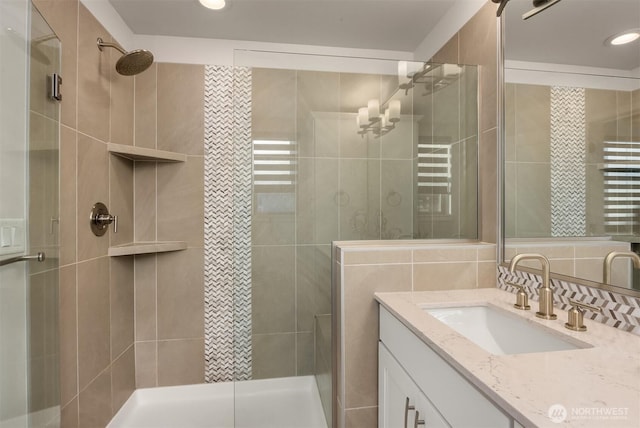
xmin=199 ymin=0 xmax=226 ymax=10
xmin=606 ymin=30 xmax=640 ymax=46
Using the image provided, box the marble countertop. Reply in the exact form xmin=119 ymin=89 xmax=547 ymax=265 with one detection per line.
xmin=375 ymin=288 xmax=640 ymax=427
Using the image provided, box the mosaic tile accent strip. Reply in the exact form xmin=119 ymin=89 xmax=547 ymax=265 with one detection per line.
xmin=497 ymin=266 xmax=640 ymax=335
xmin=550 ymin=87 xmax=586 ymax=237
xmin=232 ymin=66 xmax=252 ymax=381
xmin=204 ymin=65 xmax=252 ymax=382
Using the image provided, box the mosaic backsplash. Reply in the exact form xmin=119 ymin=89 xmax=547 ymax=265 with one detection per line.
xmin=498 ymin=265 xmax=640 ymax=335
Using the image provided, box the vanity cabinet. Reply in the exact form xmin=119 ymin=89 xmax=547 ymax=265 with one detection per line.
xmin=379 ymin=307 xmax=513 ymax=428
xmin=379 ymin=343 xmax=450 ymax=428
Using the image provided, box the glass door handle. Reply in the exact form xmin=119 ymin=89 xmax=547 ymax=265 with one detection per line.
xmin=0 ymin=252 xmax=46 ymax=267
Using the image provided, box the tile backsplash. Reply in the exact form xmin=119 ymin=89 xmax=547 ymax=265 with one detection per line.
xmin=498 ymin=265 xmax=640 ymax=335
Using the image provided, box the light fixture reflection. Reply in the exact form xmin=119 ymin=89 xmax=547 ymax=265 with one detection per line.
xmin=199 ymin=0 xmax=226 ymax=10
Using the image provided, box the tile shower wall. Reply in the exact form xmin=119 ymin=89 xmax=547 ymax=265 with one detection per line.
xmin=505 ymin=84 xmax=640 ymax=238
xmin=133 ymin=63 xmax=206 ymax=388
xmin=31 ymin=1 xmax=136 ymax=426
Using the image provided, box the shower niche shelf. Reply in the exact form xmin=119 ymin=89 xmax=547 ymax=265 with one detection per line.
xmin=108 ymin=143 xmax=186 ymax=162
xmin=109 ymin=241 xmax=187 ymax=257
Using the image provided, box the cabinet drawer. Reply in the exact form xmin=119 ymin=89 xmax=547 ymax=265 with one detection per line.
xmin=379 ymin=307 xmax=511 ymax=428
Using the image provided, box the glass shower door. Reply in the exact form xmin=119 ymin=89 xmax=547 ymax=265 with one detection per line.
xmin=0 ymin=2 xmax=60 ymax=427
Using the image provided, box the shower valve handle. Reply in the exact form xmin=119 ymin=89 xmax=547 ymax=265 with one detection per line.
xmin=90 ymin=202 xmax=118 ymax=236
xmin=96 ymin=213 xmax=118 ymax=233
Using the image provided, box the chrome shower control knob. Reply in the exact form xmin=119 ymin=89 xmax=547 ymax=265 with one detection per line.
xmin=90 ymin=202 xmax=118 ymax=236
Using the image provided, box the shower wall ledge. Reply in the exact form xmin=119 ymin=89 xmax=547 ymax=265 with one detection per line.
xmin=108 ymin=143 xmax=186 ymax=162
xmin=108 ymin=241 xmax=187 ymax=256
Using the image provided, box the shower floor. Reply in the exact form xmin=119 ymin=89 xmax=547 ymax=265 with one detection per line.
xmin=107 ymin=375 xmax=328 ymax=428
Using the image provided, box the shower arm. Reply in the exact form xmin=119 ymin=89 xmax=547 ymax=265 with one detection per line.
xmin=97 ymin=38 xmax=126 ymax=55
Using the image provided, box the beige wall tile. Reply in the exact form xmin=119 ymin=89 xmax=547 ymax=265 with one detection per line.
xmin=343 ymin=264 xmax=411 ymax=409
xmin=342 ymin=249 xmax=412 ymax=265
xmin=413 ymin=262 xmax=477 ymax=291
xmin=110 ymin=257 xmax=134 ymax=358
xmin=110 ymin=55 xmax=134 ymax=146
xmin=478 ymin=245 xmax=497 ymax=261
xmin=549 ymin=259 xmax=575 ymax=277
xmin=135 ymin=342 xmax=157 ymax=388
xmin=252 ymin=333 xmax=295 ymax=379
xmin=60 ymin=126 xmax=76 ymax=265
xmin=77 ymin=4 xmax=111 ymax=142
xmin=78 ymin=369 xmax=112 ymax=428
xmin=431 ymin=33 xmax=458 ymax=63
xmin=157 ymin=339 xmax=204 ymax=386
xmin=296 ymin=245 xmax=332 ymax=333
xmin=514 ymin=84 xmax=551 ymax=163
xmin=574 ymin=243 xmax=630 ymax=258
xmin=296 ymin=157 xmax=339 ymax=245
xmin=345 ymin=406 xmax=377 ymax=428
xmin=252 ymin=245 xmax=295 ymax=334
xmin=109 ymin=154 xmax=134 ymax=246
xmin=413 ymin=246 xmax=477 ymax=263
xmin=32 ymin=0 xmax=79 ymax=129
xmin=252 ymin=214 xmax=295 ymax=245
xmin=459 ymin=1 xmax=497 ymax=132
xmin=480 ymin=128 xmax=498 ymax=243
xmin=157 ymin=63 xmax=204 ymax=155
xmin=586 ymin=89 xmax=617 ymax=164
xmin=76 ymin=134 xmax=109 ymax=261
xmin=157 ymin=157 xmax=204 ymax=246
xmin=478 ymin=261 xmax=497 ymax=288
xmin=296 ymin=332 xmax=314 ymax=376
xmin=61 ymin=397 xmax=79 ymax=428
xmin=513 ymin=245 xmax=574 ymax=259
xmin=77 ymin=257 xmax=110 ymax=390
xmin=157 ymin=248 xmax=204 ymax=340
xmin=111 ymin=345 xmax=135 ymax=414
xmin=134 ymin=63 xmax=157 ymax=149
xmin=134 ymin=254 xmax=157 ymax=341
xmin=59 ymin=265 xmax=77 ymax=407
xmin=515 ymin=161 xmax=551 ymax=238
xmin=252 ymin=68 xmax=297 ymax=141
xmin=134 ymin=163 xmax=157 ymax=242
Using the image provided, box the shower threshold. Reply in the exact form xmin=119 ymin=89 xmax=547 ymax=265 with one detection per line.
xmin=107 ymin=375 xmax=328 ymax=428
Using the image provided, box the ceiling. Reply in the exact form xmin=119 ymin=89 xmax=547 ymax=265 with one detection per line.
xmin=504 ymin=0 xmax=640 ymax=71
xmin=108 ymin=0 xmax=456 ymax=52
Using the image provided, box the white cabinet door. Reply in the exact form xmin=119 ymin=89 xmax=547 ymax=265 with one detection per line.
xmin=379 ymin=343 xmax=450 ymax=428
xmin=379 ymin=307 xmax=513 ymax=428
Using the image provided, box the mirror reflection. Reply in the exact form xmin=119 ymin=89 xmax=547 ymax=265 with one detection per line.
xmin=503 ymin=0 xmax=640 ymax=291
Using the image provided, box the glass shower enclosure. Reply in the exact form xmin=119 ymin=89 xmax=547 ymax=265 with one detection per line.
xmin=0 ymin=2 xmax=61 ymax=427
xmin=227 ymin=51 xmax=478 ymax=426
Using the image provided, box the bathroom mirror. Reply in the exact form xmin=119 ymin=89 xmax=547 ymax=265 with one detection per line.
xmin=502 ymin=0 xmax=640 ymax=293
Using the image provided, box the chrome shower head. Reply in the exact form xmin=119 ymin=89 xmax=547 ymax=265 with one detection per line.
xmin=97 ymin=37 xmax=154 ymax=76
xmin=523 ymin=0 xmax=562 ymax=20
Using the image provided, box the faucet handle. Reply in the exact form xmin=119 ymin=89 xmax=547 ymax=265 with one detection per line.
xmin=506 ymin=281 xmax=531 ymax=310
xmin=564 ymin=299 xmax=602 ymax=332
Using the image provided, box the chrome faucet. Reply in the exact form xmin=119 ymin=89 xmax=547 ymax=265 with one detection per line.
xmin=508 ymin=253 xmax=557 ymax=320
xmin=603 ymin=251 xmax=640 ymax=284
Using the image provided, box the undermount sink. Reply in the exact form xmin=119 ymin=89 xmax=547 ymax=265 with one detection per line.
xmin=423 ymin=304 xmax=591 ymax=355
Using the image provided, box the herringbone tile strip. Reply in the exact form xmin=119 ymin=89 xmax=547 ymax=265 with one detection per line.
xmin=204 ymin=65 xmax=252 ymax=383
xmin=498 ymin=266 xmax=640 ymax=335
xmin=550 ymin=86 xmax=586 ymax=237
